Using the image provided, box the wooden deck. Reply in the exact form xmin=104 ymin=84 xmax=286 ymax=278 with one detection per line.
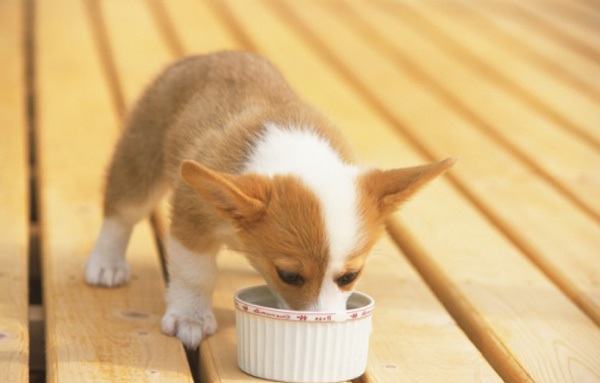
xmin=1 ymin=0 xmax=600 ymax=382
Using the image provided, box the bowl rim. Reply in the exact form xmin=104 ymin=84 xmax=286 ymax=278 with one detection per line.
xmin=234 ymin=285 xmax=375 ymax=323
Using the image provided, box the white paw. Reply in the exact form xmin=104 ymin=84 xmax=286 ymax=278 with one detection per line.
xmin=85 ymin=255 xmax=130 ymax=287
xmin=161 ymin=309 xmax=218 ymax=349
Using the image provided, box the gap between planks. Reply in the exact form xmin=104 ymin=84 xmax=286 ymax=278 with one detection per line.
xmin=24 ymin=0 xmax=47 ymax=381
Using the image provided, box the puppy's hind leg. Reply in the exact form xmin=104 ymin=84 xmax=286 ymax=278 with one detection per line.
xmin=86 ymin=128 xmax=169 ymax=287
xmin=85 ymin=187 xmax=167 ymax=288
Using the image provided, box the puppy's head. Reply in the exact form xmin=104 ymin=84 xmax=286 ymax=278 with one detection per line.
xmin=181 ymin=158 xmax=454 ymax=311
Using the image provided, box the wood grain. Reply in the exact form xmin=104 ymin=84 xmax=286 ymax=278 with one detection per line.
xmin=445 ymin=0 xmax=600 ymax=147
xmin=0 ymin=1 xmax=29 ymax=382
xmin=457 ymin=0 xmax=600 ymax=99
xmin=401 ymin=0 xmax=600 ymax=217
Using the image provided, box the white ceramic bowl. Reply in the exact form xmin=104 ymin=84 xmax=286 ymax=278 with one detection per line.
xmin=234 ymin=285 xmax=374 ymax=382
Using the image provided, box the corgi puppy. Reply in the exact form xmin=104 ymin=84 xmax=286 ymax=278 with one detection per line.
xmin=85 ymin=51 xmax=454 ymax=349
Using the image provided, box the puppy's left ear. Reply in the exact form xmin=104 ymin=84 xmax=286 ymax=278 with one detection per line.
xmin=180 ymin=160 xmax=267 ymax=226
xmin=360 ymin=158 xmax=456 ymax=216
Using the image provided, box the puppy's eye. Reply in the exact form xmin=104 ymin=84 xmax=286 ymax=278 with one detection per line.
xmin=277 ymin=269 xmax=305 ymax=286
xmin=337 ymin=271 xmax=359 ymax=287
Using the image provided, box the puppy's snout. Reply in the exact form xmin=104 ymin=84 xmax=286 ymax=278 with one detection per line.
xmin=308 ymin=287 xmax=351 ymax=312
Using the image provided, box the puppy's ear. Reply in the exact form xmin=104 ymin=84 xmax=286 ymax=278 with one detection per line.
xmin=361 ymin=158 xmax=455 ymax=216
xmin=180 ymin=160 xmax=267 ymax=226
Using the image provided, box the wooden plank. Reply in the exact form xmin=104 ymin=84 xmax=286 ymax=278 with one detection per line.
xmin=459 ymin=0 xmax=600 ymax=98
xmin=421 ymin=0 xmax=600 ymax=147
xmin=0 ymin=1 xmax=29 ymax=382
xmin=358 ymin=0 xmax=600 ymax=223
xmin=172 ymin=1 xmax=503 ymax=382
xmin=160 ymin=0 xmax=240 ymax=54
xmin=277 ymin=1 xmax=600 ymax=382
xmin=35 ymin=0 xmax=192 ymax=381
xmin=505 ymin=0 xmax=600 ymax=62
xmin=95 ymin=0 xmax=173 ymax=109
xmin=540 ymin=0 xmax=600 ymax=33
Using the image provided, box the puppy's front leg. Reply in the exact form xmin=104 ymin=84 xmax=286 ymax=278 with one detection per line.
xmin=161 ymin=234 xmax=219 ymax=349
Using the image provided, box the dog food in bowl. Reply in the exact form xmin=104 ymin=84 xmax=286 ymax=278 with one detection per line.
xmin=234 ymin=285 xmax=374 ymax=383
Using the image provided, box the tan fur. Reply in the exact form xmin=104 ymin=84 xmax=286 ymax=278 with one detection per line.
xmin=104 ymin=52 xmax=354 ymax=221
xmin=179 ymin=159 xmax=328 ymax=309
xmin=93 ymin=51 xmax=454 ymax=339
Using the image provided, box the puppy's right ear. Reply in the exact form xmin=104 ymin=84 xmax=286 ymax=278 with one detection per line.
xmin=360 ymin=158 xmax=456 ymax=217
xmin=180 ymin=160 xmax=267 ymax=226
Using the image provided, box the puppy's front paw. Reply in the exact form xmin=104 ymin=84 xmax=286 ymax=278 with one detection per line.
xmin=161 ymin=309 xmax=217 ymax=349
xmin=85 ymin=255 xmax=130 ymax=287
